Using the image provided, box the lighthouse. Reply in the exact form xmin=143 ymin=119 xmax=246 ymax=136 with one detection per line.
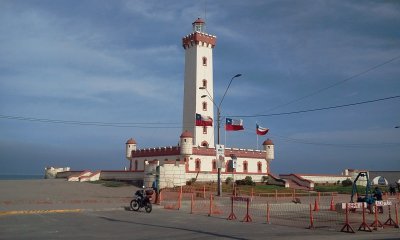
xmin=124 ymin=19 xmax=276 ymax=190
xmin=182 ymin=18 xmax=217 ymax=147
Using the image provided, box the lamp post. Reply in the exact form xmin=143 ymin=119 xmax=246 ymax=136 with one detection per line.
xmin=199 ymin=73 xmax=242 ymax=196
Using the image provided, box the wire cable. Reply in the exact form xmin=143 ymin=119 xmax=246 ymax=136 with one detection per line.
xmin=0 ymin=115 xmax=182 ymax=128
xmin=259 ymin=54 xmax=400 ymax=114
xmin=228 ymin=95 xmax=400 ymax=118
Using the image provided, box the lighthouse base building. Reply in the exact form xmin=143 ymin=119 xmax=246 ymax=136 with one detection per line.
xmin=126 ymin=135 xmax=274 ymax=189
xmin=125 ymin=19 xmax=274 ymax=189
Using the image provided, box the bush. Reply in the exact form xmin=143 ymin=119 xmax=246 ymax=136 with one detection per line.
xmin=235 ymin=176 xmax=255 ymax=186
xmin=342 ymin=179 xmax=353 ymax=187
xmin=225 ymin=177 xmax=233 ymax=185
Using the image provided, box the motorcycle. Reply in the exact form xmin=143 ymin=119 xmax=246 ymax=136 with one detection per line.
xmin=130 ymin=188 xmax=153 ymax=213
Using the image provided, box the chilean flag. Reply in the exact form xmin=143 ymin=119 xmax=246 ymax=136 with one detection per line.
xmin=256 ymin=124 xmax=269 ymax=135
xmin=195 ymin=113 xmax=213 ymax=126
xmin=225 ymin=118 xmax=244 ymax=131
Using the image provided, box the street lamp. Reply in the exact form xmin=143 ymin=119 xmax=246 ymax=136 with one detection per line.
xmin=199 ymin=73 xmax=242 ymax=196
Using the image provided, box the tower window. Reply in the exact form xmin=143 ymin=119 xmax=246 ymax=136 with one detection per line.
xmin=202 ymin=79 xmax=207 ymax=88
xmin=203 ymin=126 xmax=207 ymax=134
xmin=202 ymin=102 xmax=207 ymax=111
xmin=202 ymin=57 xmax=207 ymax=66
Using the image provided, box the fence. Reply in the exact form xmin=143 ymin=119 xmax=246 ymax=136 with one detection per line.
xmin=159 ymin=186 xmax=400 ymax=233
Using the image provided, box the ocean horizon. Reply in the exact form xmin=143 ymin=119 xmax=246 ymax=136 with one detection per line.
xmin=0 ymin=174 xmax=44 ymax=180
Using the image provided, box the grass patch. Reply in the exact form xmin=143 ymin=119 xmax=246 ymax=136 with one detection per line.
xmin=314 ymin=185 xmax=367 ymax=194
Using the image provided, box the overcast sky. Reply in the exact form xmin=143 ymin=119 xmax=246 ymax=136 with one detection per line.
xmin=1 ymin=0 xmax=399 ymax=175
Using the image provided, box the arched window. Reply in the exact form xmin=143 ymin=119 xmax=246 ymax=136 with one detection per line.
xmin=243 ymin=161 xmax=248 ymax=173
xmin=212 ymin=160 xmax=217 ymax=171
xmin=257 ymin=162 xmax=262 ymax=173
xmin=195 ymin=159 xmax=201 ymax=171
xmin=202 ymin=57 xmax=207 ymax=66
xmin=203 ymin=126 xmax=207 ymax=134
xmin=202 ymin=79 xmax=207 ymax=88
xmin=202 ymin=101 xmax=207 ymax=111
xmin=201 ymin=141 xmax=209 ymax=147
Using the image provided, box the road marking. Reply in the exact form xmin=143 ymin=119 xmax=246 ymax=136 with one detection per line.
xmin=0 ymin=209 xmax=82 ymax=216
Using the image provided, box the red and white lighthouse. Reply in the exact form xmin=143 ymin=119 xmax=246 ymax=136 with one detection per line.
xmin=182 ymin=18 xmax=217 ymax=147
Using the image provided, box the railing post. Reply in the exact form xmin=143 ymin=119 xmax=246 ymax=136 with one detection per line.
xmin=208 ymin=194 xmax=213 ymax=217
xmin=308 ymin=203 xmax=314 ymax=229
xmin=190 ymin=193 xmax=194 ymax=214
xmin=341 ymin=203 xmax=355 ymax=233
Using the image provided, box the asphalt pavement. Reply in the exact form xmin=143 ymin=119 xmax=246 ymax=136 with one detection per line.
xmin=0 ymin=179 xmax=399 ymax=240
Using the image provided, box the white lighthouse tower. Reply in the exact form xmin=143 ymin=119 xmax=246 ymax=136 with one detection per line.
xmin=182 ymin=18 xmax=216 ymax=147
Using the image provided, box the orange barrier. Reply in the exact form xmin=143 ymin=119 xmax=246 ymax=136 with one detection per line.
xmin=227 ymin=196 xmax=252 ymax=222
xmin=370 ymin=205 xmax=384 ymax=230
xmin=160 ymin=187 xmax=400 ymax=233
xmin=358 ymin=203 xmax=372 ymax=232
xmin=308 ymin=203 xmax=314 ymax=229
xmin=329 ymin=196 xmax=336 ymax=211
xmin=190 ymin=193 xmax=194 ymax=214
xmin=341 ymin=203 xmax=355 ymax=233
xmin=227 ymin=197 xmax=237 ymax=220
xmin=384 ymin=204 xmax=398 ymax=228
xmin=313 ymin=198 xmax=319 ymax=212
xmin=242 ymin=198 xmax=252 ymax=222
xmin=208 ymin=194 xmax=213 ymax=216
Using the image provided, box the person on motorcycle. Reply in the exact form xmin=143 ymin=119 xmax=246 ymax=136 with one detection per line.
xmin=135 ymin=189 xmax=144 ymax=204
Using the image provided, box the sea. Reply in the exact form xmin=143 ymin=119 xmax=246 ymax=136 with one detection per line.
xmin=0 ymin=174 xmax=44 ymax=180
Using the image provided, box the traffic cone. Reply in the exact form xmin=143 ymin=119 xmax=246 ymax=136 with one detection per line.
xmin=330 ymin=196 xmax=336 ymax=211
xmin=313 ymin=198 xmax=319 ymax=212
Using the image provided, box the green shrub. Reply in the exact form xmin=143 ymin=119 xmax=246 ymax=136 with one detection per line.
xmin=225 ymin=177 xmax=233 ymax=185
xmin=342 ymin=179 xmax=353 ymax=187
xmin=236 ymin=176 xmax=255 ymax=186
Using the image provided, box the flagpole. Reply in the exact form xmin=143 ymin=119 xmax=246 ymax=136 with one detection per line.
xmin=224 ymin=120 xmax=227 ymax=148
xmin=256 ymin=122 xmax=258 ymax=150
xmin=257 ymin=134 xmax=259 ymax=150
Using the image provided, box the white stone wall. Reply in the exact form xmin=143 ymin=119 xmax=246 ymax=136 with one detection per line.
xmin=159 ymin=164 xmax=186 ymax=188
xmin=300 ymin=175 xmax=349 ymax=184
xmin=45 ymin=167 xmax=70 ymax=179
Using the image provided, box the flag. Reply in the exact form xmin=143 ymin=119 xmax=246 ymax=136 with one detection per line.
xmin=256 ymin=124 xmax=269 ymax=135
xmin=225 ymin=118 xmax=244 ymax=131
xmin=195 ymin=113 xmax=213 ymax=126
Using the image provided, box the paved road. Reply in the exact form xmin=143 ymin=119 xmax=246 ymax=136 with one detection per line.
xmin=1 ymin=180 xmax=399 ymax=239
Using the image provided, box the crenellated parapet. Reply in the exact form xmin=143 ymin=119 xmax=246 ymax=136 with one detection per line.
xmin=131 ymin=146 xmax=180 ymax=158
xmin=182 ymin=32 xmax=216 ymax=49
xmin=192 ymin=147 xmax=266 ymax=159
